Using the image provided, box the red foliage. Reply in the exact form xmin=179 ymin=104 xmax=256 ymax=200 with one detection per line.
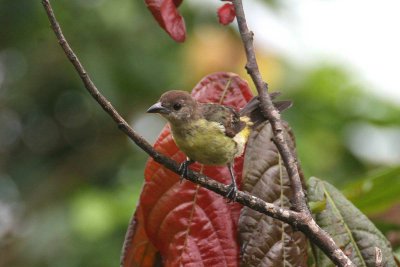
xmin=145 ymin=0 xmax=186 ymax=42
xmin=145 ymin=0 xmax=238 ymax=41
xmin=122 ymin=72 xmax=253 ymax=266
xmin=217 ymin=3 xmax=236 ymax=25
xmin=121 ymin=206 xmax=159 ymax=267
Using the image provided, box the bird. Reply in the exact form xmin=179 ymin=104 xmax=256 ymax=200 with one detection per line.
xmin=147 ymin=90 xmax=292 ymax=200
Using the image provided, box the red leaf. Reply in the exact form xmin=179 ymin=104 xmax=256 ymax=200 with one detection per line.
xmin=191 ymin=72 xmax=253 ymax=108
xmin=121 ymin=206 xmax=160 ymax=267
xmin=145 ymin=0 xmax=186 ymax=42
xmin=217 ymin=3 xmax=236 ymax=25
xmin=173 ymin=0 xmax=183 ymax=6
xmin=139 ymin=72 xmax=253 ymax=266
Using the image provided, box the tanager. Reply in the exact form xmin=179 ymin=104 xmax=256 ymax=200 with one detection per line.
xmin=147 ymin=90 xmax=291 ymax=199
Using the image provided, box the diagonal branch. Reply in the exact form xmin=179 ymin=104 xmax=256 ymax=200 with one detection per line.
xmin=231 ymin=0 xmax=355 ymax=266
xmin=232 ymin=0 xmax=306 ymax=214
xmin=42 ymin=0 xmax=355 ymax=266
xmin=41 ymin=0 xmax=300 ymax=229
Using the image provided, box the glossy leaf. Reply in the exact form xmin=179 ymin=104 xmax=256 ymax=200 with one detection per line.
xmin=342 ymin=166 xmax=400 ymax=216
xmin=121 ymin=205 xmax=159 ymax=267
xmin=239 ymin=122 xmax=308 ymax=266
xmin=191 ymin=72 xmax=253 ymax=108
xmin=145 ymin=0 xmax=186 ymax=42
xmin=308 ymin=177 xmax=397 ymax=267
xmin=139 ymin=72 xmax=253 ymax=266
xmin=217 ymin=3 xmax=236 ymax=25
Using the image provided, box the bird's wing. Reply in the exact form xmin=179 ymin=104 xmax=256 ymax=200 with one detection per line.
xmin=239 ymin=92 xmax=292 ymax=126
xmin=200 ymin=103 xmax=246 ymax=138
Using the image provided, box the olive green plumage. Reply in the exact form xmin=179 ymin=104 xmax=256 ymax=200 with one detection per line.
xmin=147 ymin=90 xmax=291 ymax=199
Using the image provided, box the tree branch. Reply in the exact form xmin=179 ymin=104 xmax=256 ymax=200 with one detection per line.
xmin=41 ymin=0 xmax=301 ymax=229
xmin=42 ymin=0 xmax=355 ymax=266
xmin=232 ymin=0 xmax=306 ymax=214
xmin=231 ymin=0 xmax=355 ymax=266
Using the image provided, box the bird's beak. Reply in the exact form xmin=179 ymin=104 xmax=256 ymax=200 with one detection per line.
xmin=147 ymin=102 xmax=170 ymax=114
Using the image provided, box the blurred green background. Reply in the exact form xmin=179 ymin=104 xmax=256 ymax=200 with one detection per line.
xmin=0 ymin=0 xmax=399 ymax=266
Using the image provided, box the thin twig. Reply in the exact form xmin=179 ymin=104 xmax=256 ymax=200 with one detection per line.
xmin=41 ymin=0 xmax=300 ymax=229
xmin=42 ymin=0 xmax=355 ymax=266
xmin=232 ymin=0 xmax=306 ymax=214
xmin=231 ymin=0 xmax=355 ymax=266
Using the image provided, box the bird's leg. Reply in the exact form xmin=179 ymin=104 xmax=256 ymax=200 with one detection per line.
xmin=226 ymin=162 xmax=238 ymax=201
xmin=178 ymin=158 xmax=195 ymax=183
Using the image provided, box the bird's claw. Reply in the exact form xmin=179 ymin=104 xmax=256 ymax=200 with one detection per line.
xmin=226 ymin=183 xmax=238 ymax=202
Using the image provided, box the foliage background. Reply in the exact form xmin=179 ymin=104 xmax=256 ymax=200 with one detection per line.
xmin=0 ymin=0 xmax=399 ymax=266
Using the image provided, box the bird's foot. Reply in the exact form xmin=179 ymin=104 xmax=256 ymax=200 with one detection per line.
xmin=226 ymin=183 xmax=238 ymax=202
xmin=178 ymin=159 xmax=194 ymax=183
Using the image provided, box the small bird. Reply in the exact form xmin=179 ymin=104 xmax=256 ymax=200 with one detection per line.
xmin=147 ymin=90 xmax=291 ymax=200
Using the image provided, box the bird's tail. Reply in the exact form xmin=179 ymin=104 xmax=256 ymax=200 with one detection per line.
xmin=240 ymin=92 xmax=292 ymax=127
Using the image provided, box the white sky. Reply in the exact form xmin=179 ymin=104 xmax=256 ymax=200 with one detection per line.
xmin=138 ymin=0 xmax=400 ymax=164
xmin=250 ymin=0 xmax=400 ymax=104
xmin=190 ymin=0 xmax=400 ymax=104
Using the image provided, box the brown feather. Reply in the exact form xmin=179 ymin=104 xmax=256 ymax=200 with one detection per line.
xmin=200 ymin=103 xmax=245 ymax=138
xmin=240 ymin=92 xmax=292 ymax=127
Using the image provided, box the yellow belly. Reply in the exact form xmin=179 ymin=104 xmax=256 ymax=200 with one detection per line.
xmin=171 ymin=119 xmax=250 ymax=165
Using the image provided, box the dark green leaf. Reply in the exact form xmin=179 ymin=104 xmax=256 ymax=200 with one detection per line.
xmin=308 ymin=177 xmax=397 ymax=267
xmin=342 ymin=167 xmax=400 ymax=215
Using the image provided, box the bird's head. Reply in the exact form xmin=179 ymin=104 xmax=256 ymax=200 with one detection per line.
xmin=147 ymin=90 xmax=198 ymax=124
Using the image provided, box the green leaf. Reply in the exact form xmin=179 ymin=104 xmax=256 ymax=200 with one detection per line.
xmin=308 ymin=177 xmax=397 ymax=267
xmin=342 ymin=166 xmax=400 ymax=215
xmin=309 ymin=199 xmax=327 ymax=214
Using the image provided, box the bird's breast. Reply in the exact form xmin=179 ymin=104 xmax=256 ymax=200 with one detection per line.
xmin=171 ymin=119 xmax=241 ymax=165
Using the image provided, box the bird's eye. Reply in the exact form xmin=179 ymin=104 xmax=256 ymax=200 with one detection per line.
xmin=173 ymin=103 xmax=182 ymax=111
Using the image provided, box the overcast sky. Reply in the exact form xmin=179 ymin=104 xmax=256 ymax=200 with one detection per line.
xmin=190 ymin=0 xmax=400 ymax=104
xmin=253 ymin=0 xmax=400 ymax=104
xmin=137 ymin=0 xmax=400 ymax=164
